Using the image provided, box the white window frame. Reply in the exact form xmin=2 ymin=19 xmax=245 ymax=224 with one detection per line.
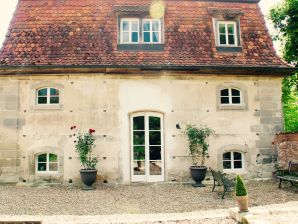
xmin=220 ymin=88 xmax=242 ymax=105
xmin=36 ymin=87 xmax=60 ymax=105
xmin=35 ymin=153 xmax=59 ymax=174
xmin=120 ymin=18 xmax=140 ymax=44
xmin=142 ymin=19 xmax=162 ymax=44
xmin=217 ymin=21 xmax=238 ymax=46
xmin=223 ymin=151 xmax=244 ymax=172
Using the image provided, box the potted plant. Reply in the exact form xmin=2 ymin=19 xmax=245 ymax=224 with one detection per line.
xmin=235 ymin=175 xmax=249 ymax=212
xmin=71 ymin=126 xmax=98 ymax=190
xmin=184 ymin=124 xmax=214 ymax=187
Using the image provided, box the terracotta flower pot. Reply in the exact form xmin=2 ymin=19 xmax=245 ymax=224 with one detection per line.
xmin=236 ymin=195 xmax=249 ymax=212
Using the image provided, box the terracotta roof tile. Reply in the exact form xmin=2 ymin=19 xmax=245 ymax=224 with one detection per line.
xmin=0 ymin=0 xmax=289 ymax=68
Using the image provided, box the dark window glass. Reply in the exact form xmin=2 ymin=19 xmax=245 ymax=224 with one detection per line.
xmin=149 ymin=146 xmax=161 ymax=160
xmin=149 ymin=131 xmax=161 ymax=145
xmin=133 ymin=116 xmax=145 ymax=130
xmin=221 ymin=97 xmax=229 ymax=104
xmin=223 ymin=152 xmax=231 ymax=160
xmin=133 ymin=131 xmax=145 ymax=145
xmin=149 ymin=116 xmax=160 ymax=130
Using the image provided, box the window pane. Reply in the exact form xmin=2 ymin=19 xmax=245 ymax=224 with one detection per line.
xmin=38 ymin=97 xmax=47 ymax=104
xmin=143 ymin=32 xmax=150 ymax=42
xmin=234 ymin=161 xmax=242 ymax=169
xmin=149 ymin=131 xmax=161 ymax=145
xmin=50 ymin=88 xmax=59 ymax=96
xmin=49 ymin=154 xmax=58 ymax=162
xmin=223 ymin=152 xmax=231 ymax=160
xmin=38 ymin=163 xmax=47 ymax=171
xmin=223 ymin=161 xmax=231 ymax=169
xmin=134 ymin=146 xmax=145 ymax=160
xmin=220 ymin=34 xmax=226 ymax=44
xmin=38 ymin=88 xmax=47 ymax=96
xmin=131 ymin=32 xmax=138 ymax=42
xmin=228 ymin=35 xmax=235 ymax=45
xmin=133 ymin=131 xmax=145 ymax=145
xmin=219 ymin=24 xmax=226 ymax=34
xmin=228 ymin=24 xmax=235 ymax=34
xmin=150 ymin=146 xmax=161 ymax=160
xmin=152 ymin=21 xmax=159 ymax=31
xmin=131 ymin=21 xmax=138 ymax=31
xmin=38 ymin=154 xmax=47 ymax=162
xmin=221 ymin=89 xmax=229 ymax=96
xmin=153 ymin=32 xmax=159 ymax=42
xmin=221 ymin=97 xmax=229 ymax=104
xmin=232 ymin=97 xmax=241 ymax=104
xmin=50 ymin=97 xmax=59 ymax=104
xmin=143 ymin=21 xmax=150 ymax=31
xmin=122 ymin=32 xmax=129 ymax=43
xmin=133 ymin=116 xmax=145 ymax=130
xmin=233 ymin=152 xmax=242 ymax=160
xmin=122 ymin=21 xmax=129 ymax=31
xmin=49 ymin=163 xmax=58 ymax=171
xmin=149 ymin=116 xmax=160 ymax=130
xmin=232 ymin=89 xmax=240 ymax=96
xmin=150 ymin=161 xmax=162 ymax=175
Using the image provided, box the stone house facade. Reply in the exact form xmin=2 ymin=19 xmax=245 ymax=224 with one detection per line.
xmin=0 ymin=0 xmax=295 ymax=184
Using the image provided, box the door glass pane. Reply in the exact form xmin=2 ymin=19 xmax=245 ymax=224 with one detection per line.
xmin=143 ymin=21 xmax=150 ymax=31
xmin=134 ymin=146 xmax=145 ymax=160
xmin=143 ymin=32 xmax=150 ymax=42
xmin=221 ymin=97 xmax=229 ymax=104
xmin=133 ymin=161 xmax=145 ymax=175
xmin=150 ymin=146 xmax=161 ymax=160
xmin=149 ymin=131 xmax=161 ymax=145
xmin=223 ymin=161 xmax=231 ymax=169
xmin=133 ymin=116 xmax=144 ymax=130
xmin=49 ymin=163 xmax=58 ymax=171
xmin=153 ymin=32 xmax=159 ymax=42
xmin=150 ymin=161 xmax=162 ymax=175
xmin=234 ymin=161 xmax=242 ymax=169
xmin=149 ymin=116 xmax=160 ymax=130
xmin=131 ymin=32 xmax=138 ymax=42
xmin=38 ymin=97 xmax=47 ymax=104
xmin=133 ymin=131 xmax=145 ymax=145
xmin=38 ymin=163 xmax=47 ymax=171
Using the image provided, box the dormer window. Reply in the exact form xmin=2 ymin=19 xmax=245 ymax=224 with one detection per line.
xmin=217 ymin=21 xmax=237 ymax=46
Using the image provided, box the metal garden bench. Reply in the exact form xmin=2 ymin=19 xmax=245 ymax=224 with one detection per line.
xmin=277 ymin=161 xmax=298 ymax=188
xmin=209 ymin=167 xmax=235 ymax=199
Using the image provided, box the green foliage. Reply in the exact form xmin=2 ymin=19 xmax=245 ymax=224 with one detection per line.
xmin=72 ymin=127 xmax=98 ymax=170
xmin=184 ymin=124 xmax=215 ymax=166
xmin=269 ymin=0 xmax=298 ymax=132
xmin=235 ymin=175 xmax=248 ymax=196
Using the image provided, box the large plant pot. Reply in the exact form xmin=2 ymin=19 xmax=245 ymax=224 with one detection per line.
xmin=236 ymin=195 xmax=249 ymax=212
xmin=80 ymin=169 xmax=97 ymax=190
xmin=190 ymin=166 xmax=207 ymax=187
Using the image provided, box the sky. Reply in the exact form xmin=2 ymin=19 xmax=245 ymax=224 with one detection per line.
xmin=0 ymin=0 xmax=282 ymax=51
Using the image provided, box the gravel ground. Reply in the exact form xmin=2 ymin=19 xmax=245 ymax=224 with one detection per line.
xmin=0 ymin=180 xmax=296 ymax=216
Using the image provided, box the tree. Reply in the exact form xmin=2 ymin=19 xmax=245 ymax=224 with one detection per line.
xmin=269 ymin=0 xmax=298 ymax=132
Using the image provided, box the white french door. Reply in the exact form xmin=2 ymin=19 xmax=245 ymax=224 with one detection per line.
xmin=130 ymin=112 xmax=164 ymax=182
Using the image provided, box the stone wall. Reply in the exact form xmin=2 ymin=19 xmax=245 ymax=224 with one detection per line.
xmin=273 ymin=133 xmax=298 ymax=168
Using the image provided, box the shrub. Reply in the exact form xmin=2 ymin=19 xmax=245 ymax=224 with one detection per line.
xmin=235 ymin=175 xmax=248 ymax=196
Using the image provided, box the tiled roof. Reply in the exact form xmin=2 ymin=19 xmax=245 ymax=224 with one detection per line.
xmin=0 ymin=0 xmax=289 ymax=68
